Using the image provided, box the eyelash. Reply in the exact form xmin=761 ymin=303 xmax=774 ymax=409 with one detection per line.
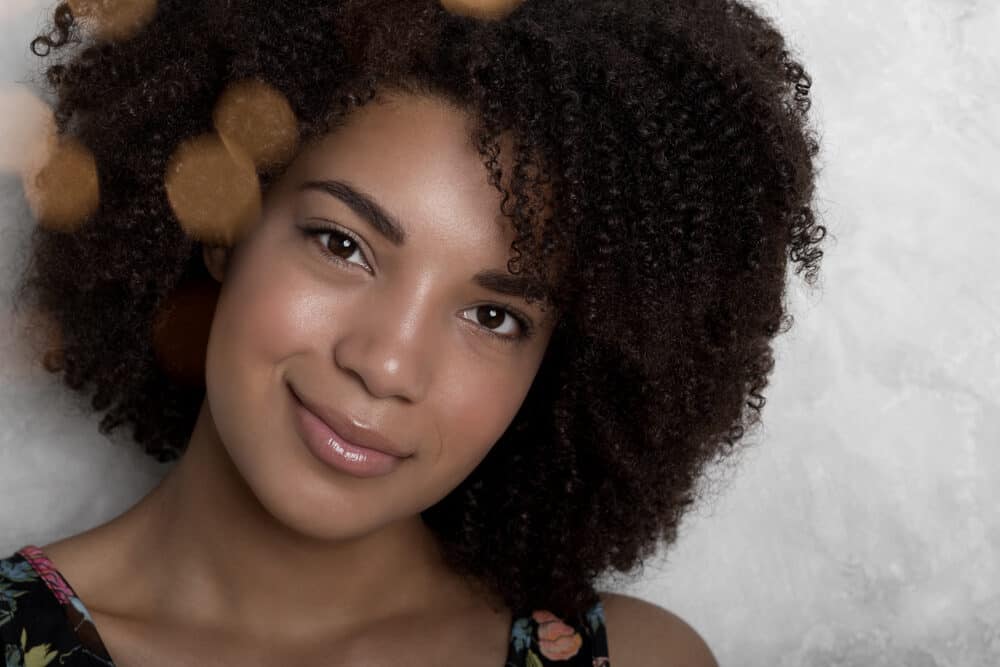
xmin=298 ymin=222 xmax=535 ymax=344
xmin=301 ymin=222 xmax=372 ymax=272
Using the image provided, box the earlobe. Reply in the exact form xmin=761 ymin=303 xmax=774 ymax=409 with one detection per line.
xmin=202 ymin=243 xmax=231 ymax=283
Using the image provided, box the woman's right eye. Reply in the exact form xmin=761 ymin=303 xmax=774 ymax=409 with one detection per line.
xmin=300 ymin=223 xmax=373 ymax=273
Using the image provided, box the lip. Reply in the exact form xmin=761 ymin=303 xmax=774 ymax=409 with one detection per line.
xmin=288 ymin=383 xmax=411 ymax=478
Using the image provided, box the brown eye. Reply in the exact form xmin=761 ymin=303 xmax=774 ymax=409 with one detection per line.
xmin=301 ymin=224 xmax=372 ymax=272
xmin=476 ymin=306 xmax=506 ymax=329
xmin=323 ymin=230 xmax=360 ymax=261
xmin=460 ymin=304 xmax=527 ymax=341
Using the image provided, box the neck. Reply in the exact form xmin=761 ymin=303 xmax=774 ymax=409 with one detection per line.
xmin=88 ymin=399 xmax=491 ymax=641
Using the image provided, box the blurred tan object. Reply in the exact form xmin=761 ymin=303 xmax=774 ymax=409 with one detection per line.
xmin=439 ymin=0 xmax=524 ymax=20
xmin=213 ymin=79 xmax=300 ymax=170
xmin=66 ymin=0 xmax=158 ymax=42
xmin=22 ymin=134 xmax=101 ymax=232
xmin=0 ymin=84 xmax=58 ymax=177
xmin=164 ymin=133 xmax=261 ymax=247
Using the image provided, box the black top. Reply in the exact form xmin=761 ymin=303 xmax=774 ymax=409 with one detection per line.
xmin=0 ymin=545 xmax=610 ymax=666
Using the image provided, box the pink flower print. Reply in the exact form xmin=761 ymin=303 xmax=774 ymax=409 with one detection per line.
xmin=19 ymin=546 xmax=75 ymax=605
xmin=593 ymin=658 xmax=610 ymax=666
xmin=532 ymin=609 xmax=584 ymax=660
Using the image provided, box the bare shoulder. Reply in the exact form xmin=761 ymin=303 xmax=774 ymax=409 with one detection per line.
xmin=598 ymin=591 xmax=718 ymax=667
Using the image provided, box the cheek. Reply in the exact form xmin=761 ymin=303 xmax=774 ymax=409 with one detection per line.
xmin=432 ymin=360 xmax=538 ymax=469
xmin=204 ymin=248 xmax=315 ymax=415
xmin=211 ymin=252 xmax=316 ymax=359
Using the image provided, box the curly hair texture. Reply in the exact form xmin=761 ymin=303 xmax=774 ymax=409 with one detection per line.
xmin=13 ymin=0 xmax=826 ymax=619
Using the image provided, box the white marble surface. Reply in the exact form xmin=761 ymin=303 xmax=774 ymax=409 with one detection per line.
xmin=1 ymin=1 xmax=998 ymax=665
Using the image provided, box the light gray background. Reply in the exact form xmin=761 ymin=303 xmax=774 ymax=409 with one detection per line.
xmin=2 ymin=1 xmax=998 ymax=665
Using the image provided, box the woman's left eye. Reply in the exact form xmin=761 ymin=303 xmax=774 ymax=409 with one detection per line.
xmin=460 ymin=305 xmax=532 ymax=343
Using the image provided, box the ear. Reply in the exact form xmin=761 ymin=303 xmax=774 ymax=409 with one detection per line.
xmin=202 ymin=243 xmax=232 ymax=283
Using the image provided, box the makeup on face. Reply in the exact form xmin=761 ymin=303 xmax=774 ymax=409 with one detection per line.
xmin=290 ymin=177 xmax=546 ymax=346
xmin=289 ymin=381 xmax=411 ymax=478
xmin=203 ymin=94 xmax=558 ymax=546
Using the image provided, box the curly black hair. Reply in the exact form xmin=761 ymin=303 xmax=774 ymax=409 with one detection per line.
xmin=12 ymin=0 xmax=826 ymax=620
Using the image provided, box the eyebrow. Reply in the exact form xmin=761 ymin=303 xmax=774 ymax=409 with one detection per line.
xmin=471 ymin=269 xmax=544 ymax=303
xmin=299 ymin=179 xmax=406 ymax=246
xmin=297 ymin=178 xmax=546 ymax=303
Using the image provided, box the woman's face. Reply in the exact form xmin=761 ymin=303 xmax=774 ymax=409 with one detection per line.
xmin=201 ymin=91 xmax=556 ymax=541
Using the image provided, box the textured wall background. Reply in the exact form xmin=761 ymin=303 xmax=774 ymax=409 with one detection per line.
xmin=2 ymin=1 xmax=997 ymax=665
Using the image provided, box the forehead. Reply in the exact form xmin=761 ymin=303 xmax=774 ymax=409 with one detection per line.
xmin=288 ymin=92 xmax=514 ymax=246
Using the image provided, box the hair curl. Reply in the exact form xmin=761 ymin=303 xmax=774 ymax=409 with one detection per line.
xmin=13 ymin=0 xmax=826 ymax=620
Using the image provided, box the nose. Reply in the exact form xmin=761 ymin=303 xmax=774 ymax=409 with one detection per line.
xmin=331 ymin=283 xmax=435 ymax=403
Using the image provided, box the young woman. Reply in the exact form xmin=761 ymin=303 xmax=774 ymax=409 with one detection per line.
xmin=1 ymin=0 xmax=825 ymax=664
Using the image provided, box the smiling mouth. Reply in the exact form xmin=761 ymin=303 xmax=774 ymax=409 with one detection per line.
xmin=287 ymin=382 xmax=410 ymax=477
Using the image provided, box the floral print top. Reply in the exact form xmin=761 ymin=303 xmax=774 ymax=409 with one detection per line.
xmin=1 ymin=545 xmax=610 ymax=666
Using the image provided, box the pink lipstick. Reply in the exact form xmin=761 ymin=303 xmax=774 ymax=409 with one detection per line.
xmin=289 ymin=384 xmax=408 ymax=478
